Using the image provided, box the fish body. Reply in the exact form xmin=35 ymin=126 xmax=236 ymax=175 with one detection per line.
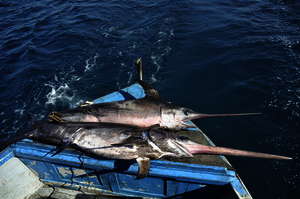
xmin=28 ymin=122 xmax=152 ymax=160
xmin=51 ymin=98 xmax=162 ymax=128
xmin=2 ymin=121 xmax=286 ymax=177
xmin=28 ymin=122 xmax=187 ymax=160
xmin=49 ymin=88 xmax=260 ymax=130
xmin=27 ymin=121 xmax=291 ymax=161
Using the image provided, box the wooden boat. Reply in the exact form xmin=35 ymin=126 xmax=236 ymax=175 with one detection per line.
xmin=0 ymin=83 xmax=252 ymax=199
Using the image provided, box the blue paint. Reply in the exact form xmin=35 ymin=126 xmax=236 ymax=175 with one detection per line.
xmin=230 ymin=177 xmax=251 ymax=198
xmin=118 ymin=90 xmax=136 ymax=100
xmin=0 ymin=83 xmax=251 ymax=198
xmin=14 ymin=140 xmax=235 ymax=184
xmin=93 ymin=83 xmax=145 ymax=103
xmin=0 ymin=148 xmax=14 ymax=167
xmin=10 ymin=139 xmax=247 ymax=197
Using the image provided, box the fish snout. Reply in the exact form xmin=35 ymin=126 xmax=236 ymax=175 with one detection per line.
xmin=182 ymin=143 xmax=292 ymax=160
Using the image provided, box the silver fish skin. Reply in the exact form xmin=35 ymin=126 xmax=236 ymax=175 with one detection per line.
xmin=49 ymin=97 xmax=260 ymax=130
xmin=27 ymin=122 xmax=291 ymax=161
xmin=16 ymin=121 xmax=290 ymax=178
xmin=27 ymin=121 xmax=161 ymax=160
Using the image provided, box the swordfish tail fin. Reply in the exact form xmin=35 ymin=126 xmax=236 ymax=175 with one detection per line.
xmin=188 ymin=112 xmax=262 ymax=120
xmin=186 ymin=144 xmax=292 ymax=160
xmin=135 ymin=57 xmax=143 ymax=81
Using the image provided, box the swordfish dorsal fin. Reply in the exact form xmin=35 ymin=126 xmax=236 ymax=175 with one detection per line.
xmin=135 ymin=58 xmax=160 ymax=100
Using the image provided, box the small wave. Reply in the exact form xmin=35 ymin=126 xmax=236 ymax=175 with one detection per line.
xmin=150 ymin=55 xmax=160 ymax=83
xmin=266 ymin=3 xmax=300 ymax=124
xmin=149 ymin=28 xmax=174 ymax=83
xmin=45 ymin=83 xmax=75 ymax=106
xmin=44 ymin=53 xmax=99 ymax=108
xmin=14 ymin=108 xmax=25 ymax=116
xmin=267 ymin=72 xmax=300 ymax=125
xmin=84 ymin=53 xmax=99 ymax=72
xmin=44 ymin=82 xmax=84 ymax=108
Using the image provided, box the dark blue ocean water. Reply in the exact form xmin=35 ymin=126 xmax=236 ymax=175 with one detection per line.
xmin=0 ymin=0 xmax=299 ymax=198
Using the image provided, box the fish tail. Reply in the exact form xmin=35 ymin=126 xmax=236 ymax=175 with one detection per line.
xmin=0 ymin=133 xmax=27 ymax=152
xmin=135 ymin=57 xmax=143 ymax=81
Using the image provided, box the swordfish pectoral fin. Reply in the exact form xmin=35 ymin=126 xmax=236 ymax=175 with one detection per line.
xmin=136 ymin=157 xmax=150 ymax=178
xmin=43 ymin=138 xmax=73 ymax=157
xmin=50 ymin=144 xmax=69 ymax=157
xmin=42 ymin=144 xmax=70 ymax=157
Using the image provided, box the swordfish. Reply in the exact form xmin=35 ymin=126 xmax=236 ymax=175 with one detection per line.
xmin=48 ymin=80 xmax=260 ymax=129
xmin=2 ymin=121 xmax=291 ymax=177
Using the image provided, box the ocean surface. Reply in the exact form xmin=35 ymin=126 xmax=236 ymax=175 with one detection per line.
xmin=0 ymin=0 xmax=299 ymax=198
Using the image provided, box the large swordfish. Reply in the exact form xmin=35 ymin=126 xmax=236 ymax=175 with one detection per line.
xmin=48 ymin=59 xmax=260 ymax=129
xmin=2 ymin=121 xmax=291 ymax=177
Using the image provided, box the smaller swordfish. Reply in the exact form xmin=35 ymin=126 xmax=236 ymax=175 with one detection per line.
xmin=4 ymin=121 xmax=291 ymax=177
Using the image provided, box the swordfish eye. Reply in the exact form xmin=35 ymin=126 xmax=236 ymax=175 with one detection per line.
xmin=183 ymin=107 xmax=194 ymax=115
xmin=179 ymin=108 xmax=189 ymax=116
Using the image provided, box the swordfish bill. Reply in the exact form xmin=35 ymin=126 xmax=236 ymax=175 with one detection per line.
xmin=184 ymin=144 xmax=292 ymax=160
xmin=48 ymin=81 xmax=261 ymax=129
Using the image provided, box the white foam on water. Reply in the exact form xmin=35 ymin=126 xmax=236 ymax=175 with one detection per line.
xmin=44 ymin=53 xmax=99 ymax=108
xmin=45 ymin=83 xmax=74 ymax=105
xmin=84 ymin=53 xmax=99 ymax=72
xmin=14 ymin=108 xmax=25 ymax=116
xmin=149 ymin=28 xmax=174 ymax=83
xmin=102 ymin=25 xmax=117 ymax=39
xmin=150 ymin=53 xmax=163 ymax=83
xmin=150 ymin=74 xmax=157 ymax=83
